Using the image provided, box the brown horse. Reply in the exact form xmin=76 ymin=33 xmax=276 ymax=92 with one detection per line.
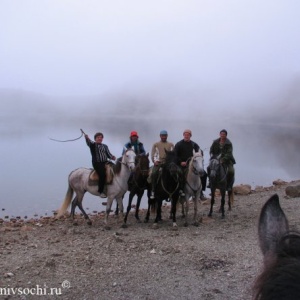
xmin=122 ymin=154 xmax=151 ymax=227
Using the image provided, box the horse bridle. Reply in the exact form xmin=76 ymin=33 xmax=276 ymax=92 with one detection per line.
xmin=161 ymin=162 xmax=180 ymax=198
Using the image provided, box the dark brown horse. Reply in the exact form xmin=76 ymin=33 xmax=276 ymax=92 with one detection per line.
xmin=122 ymin=154 xmax=151 ymax=227
xmin=254 ymin=194 xmax=300 ymax=300
xmin=145 ymin=150 xmax=181 ymax=228
xmin=208 ymin=154 xmax=234 ymax=218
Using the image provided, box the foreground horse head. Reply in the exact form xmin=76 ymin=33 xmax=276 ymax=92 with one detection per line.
xmin=254 ymin=194 xmax=300 ymax=300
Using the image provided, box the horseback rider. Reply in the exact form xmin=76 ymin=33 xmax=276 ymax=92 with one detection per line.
xmin=122 ymin=131 xmax=146 ymax=189
xmin=174 ymin=129 xmax=207 ymax=199
xmin=149 ymin=130 xmax=175 ymax=199
xmin=84 ymin=132 xmax=116 ymax=198
xmin=122 ymin=131 xmax=146 ymax=155
xmin=207 ymin=129 xmax=236 ymax=191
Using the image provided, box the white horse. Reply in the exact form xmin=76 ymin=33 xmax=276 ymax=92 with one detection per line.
xmin=181 ymin=152 xmax=205 ymax=226
xmin=56 ymin=148 xmax=136 ymax=228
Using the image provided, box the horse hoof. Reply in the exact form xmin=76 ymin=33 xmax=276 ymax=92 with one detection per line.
xmin=171 ymin=226 xmax=178 ymax=231
xmin=121 ymin=223 xmax=128 ymax=229
xmin=136 ymin=219 xmax=141 ymax=223
xmin=104 ymin=225 xmax=111 ymax=230
xmin=73 ymin=221 xmax=79 ymax=226
xmin=208 ymin=213 xmax=212 ymax=218
xmin=87 ymin=220 xmax=92 ymax=226
xmin=221 ymin=215 xmax=225 ymax=219
xmin=228 ymin=207 xmax=232 ymax=211
xmin=144 ymin=219 xmax=149 ymax=223
xmin=184 ymin=222 xmax=188 ymax=227
xmin=193 ymin=222 xmax=199 ymax=227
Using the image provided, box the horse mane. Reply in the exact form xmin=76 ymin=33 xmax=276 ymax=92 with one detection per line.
xmin=164 ymin=149 xmax=179 ymax=166
xmin=254 ymin=232 xmax=300 ymax=300
xmin=114 ymin=157 xmax=122 ymax=175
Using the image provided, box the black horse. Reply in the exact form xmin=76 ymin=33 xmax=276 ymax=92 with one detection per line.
xmin=145 ymin=150 xmax=181 ymax=228
xmin=208 ymin=154 xmax=234 ymax=218
xmin=122 ymin=154 xmax=151 ymax=227
xmin=254 ymin=194 xmax=300 ymax=300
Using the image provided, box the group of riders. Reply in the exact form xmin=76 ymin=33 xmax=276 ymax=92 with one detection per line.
xmin=84 ymin=129 xmax=236 ymax=199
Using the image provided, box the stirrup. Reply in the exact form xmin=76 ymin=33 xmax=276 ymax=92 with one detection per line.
xmin=179 ymin=190 xmax=185 ymax=197
xmin=150 ymin=192 xmax=155 ymax=199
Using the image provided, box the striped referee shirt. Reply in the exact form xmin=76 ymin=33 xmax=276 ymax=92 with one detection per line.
xmin=86 ymin=139 xmax=114 ymax=163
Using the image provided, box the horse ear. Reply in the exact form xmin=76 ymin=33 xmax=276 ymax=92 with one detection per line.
xmin=258 ymin=194 xmax=289 ymax=257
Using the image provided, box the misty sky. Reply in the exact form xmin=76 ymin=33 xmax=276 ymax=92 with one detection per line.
xmin=1 ymin=1 xmax=300 ymax=101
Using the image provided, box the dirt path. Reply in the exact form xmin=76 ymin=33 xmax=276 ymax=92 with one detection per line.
xmin=1 ymin=181 xmax=300 ymax=300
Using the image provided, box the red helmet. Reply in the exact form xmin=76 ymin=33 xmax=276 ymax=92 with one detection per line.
xmin=130 ymin=131 xmax=138 ymax=137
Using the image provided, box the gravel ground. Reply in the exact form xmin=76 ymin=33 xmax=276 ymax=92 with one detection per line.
xmin=1 ymin=180 xmax=300 ymax=300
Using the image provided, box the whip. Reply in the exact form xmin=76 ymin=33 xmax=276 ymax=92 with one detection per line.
xmin=49 ymin=129 xmax=86 ymax=142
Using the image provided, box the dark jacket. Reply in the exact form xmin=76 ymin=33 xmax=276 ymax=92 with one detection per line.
xmin=210 ymin=138 xmax=236 ymax=165
xmin=123 ymin=140 xmax=146 ymax=155
xmin=174 ymin=139 xmax=200 ymax=164
xmin=85 ymin=138 xmax=114 ymax=163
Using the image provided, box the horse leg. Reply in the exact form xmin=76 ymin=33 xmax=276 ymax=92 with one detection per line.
xmin=70 ymin=196 xmax=78 ymax=220
xmin=193 ymin=193 xmax=200 ymax=227
xmin=183 ymin=195 xmax=189 ymax=227
xmin=116 ymin=196 xmax=124 ymax=227
xmin=228 ymin=190 xmax=233 ymax=211
xmin=76 ymin=194 xmax=92 ymax=225
xmin=171 ymin=196 xmax=178 ymax=229
xmin=123 ymin=192 xmax=133 ymax=226
xmin=134 ymin=192 xmax=143 ymax=223
xmin=208 ymin=188 xmax=215 ymax=217
xmin=104 ymin=196 xmax=114 ymax=230
xmin=220 ymin=190 xmax=226 ymax=218
xmin=154 ymin=199 xmax=162 ymax=226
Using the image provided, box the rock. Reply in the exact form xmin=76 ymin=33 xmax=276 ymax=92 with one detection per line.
xmin=285 ymin=185 xmax=300 ymax=198
xmin=273 ymin=179 xmax=288 ymax=186
xmin=233 ymin=184 xmax=251 ymax=195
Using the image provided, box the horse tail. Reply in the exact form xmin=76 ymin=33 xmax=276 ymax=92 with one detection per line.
xmin=56 ymin=184 xmax=74 ymax=218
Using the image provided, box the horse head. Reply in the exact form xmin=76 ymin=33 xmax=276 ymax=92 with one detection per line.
xmin=190 ymin=152 xmax=205 ymax=176
xmin=123 ymin=148 xmax=136 ymax=171
xmin=254 ymin=194 xmax=300 ymax=299
xmin=135 ymin=153 xmax=150 ymax=177
xmin=164 ymin=149 xmax=181 ymax=180
xmin=209 ymin=154 xmax=222 ymax=179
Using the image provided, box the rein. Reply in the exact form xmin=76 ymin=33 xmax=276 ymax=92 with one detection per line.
xmin=161 ymin=163 xmax=180 ymax=198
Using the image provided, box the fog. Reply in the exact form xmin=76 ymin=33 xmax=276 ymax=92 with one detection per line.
xmin=0 ymin=1 xmax=299 ymax=218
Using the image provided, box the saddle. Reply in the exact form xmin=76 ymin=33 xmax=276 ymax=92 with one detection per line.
xmin=88 ymin=163 xmax=114 ymax=184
